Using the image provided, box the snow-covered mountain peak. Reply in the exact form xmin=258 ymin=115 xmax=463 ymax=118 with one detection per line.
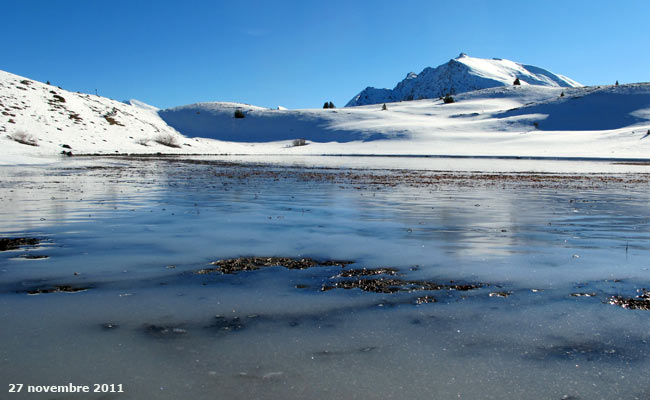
xmin=346 ymin=54 xmax=582 ymax=106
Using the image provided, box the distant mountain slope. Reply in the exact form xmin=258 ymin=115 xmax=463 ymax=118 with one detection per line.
xmin=346 ymin=53 xmax=582 ymax=107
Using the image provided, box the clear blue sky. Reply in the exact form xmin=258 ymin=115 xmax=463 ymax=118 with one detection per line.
xmin=2 ymin=0 xmax=648 ymax=109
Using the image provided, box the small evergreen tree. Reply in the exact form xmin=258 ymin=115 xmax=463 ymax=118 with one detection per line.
xmin=513 ymin=78 xmax=521 ymax=86
xmin=615 ymin=80 xmax=619 ymax=86
xmin=382 ymin=103 xmax=387 ymax=111
xmin=234 ymin=109 xmax=245 ymax=118
xmin=443 ymin=94 xmax=455 ymax=104
xmin=560 ymin=91 xmax=565 ymax=97
xmin=323 ymin=102 xmax=330 ymax=109
xmin=328 ymin=101 xmax=335 ymax=109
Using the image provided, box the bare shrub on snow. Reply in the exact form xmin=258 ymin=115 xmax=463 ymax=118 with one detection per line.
xmin=153 ymin=134 xmax=181 ymax=148
xmin=292 ymin=138 xmax=308 ymax=147
xmin=10 ymin=131 xmax=38 ymax=146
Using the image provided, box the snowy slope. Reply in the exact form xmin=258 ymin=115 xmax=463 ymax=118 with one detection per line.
xmin=0 ymin=70 xmax=235 ymax=162
xmin=159 ymin=102 xmax=403 ymax=143
xmin=2 ymin=68 xmax=650 ymax=164
xmin=158 ymin=83 xmax=650 ymax=159
xmin=347 ymin=53 xmax=582 ymax=106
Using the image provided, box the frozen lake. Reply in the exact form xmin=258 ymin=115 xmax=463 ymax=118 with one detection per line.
xmin=1 ymin=155 xmax=650 ymax=399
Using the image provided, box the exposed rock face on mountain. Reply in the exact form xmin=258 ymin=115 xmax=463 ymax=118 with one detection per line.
xmin=346 ymin=53 xmax=582 ymax=107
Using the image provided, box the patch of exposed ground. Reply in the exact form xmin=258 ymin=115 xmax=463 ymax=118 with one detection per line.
xmin=25 ymin=285 xmax=91 ymax=295
xmin=197 ymin=257 xmax=483 ymax=301
xmin=18 ymin=254 xmax=49 ymax=260
xmin=321 ymin=276 xmax=483 ymax=294
xmin=0 ymin=237 xmax=40 ymax=251
xmin=609 ymin=289 xmax=650 ymax=310
xmin=197 ymin=257 xmax=352 ymax=274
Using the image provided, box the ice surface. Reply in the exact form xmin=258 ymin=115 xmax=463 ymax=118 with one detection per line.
xmin=1 ymin=157 xmax=650 ymax=399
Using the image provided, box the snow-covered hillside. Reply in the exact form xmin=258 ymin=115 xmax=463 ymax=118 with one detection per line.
xmin=0 ymin=70 xmax=230 ymax=162
xmin=159 ymin=102 xmax=401 ymax=143
xmin=2 ymin=68 xmax=650 ymax=163
xmin=346 ymin=53 xmax=582 ymax=106
xmin=158 ymin=83 xmax=650 ymax=159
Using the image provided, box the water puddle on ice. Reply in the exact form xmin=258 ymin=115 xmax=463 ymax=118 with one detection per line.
xmin=1 ymin=156 xmax=650 ymax=399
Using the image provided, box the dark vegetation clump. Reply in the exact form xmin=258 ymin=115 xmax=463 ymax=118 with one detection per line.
xmin=292 ymin=138 xmax=307 ymax=147
xmin=153 ymin=133 xmax=181 ymax=148
xmin=103 ymin=107 xmax=124 ymax=126
xmin=513 ymin=77 xmax=521 ymax=85
xmin=321 ymin=274 xmax=483 ymax=294
xmin=234 ymin=109 xmax=245 ymax=118
xmin=9 ymin=131 xmax=38 ymax=146
xmin=197 ymin=256 xmax=352 ymax=274
xmin=443 ymin=94 xmax=455 ymax=104
xmin=52 ymin=94 xmax=66 ymax=103
xmin=323 ymin=101 xmax=336 ymax=109
xmin=26 ymin=285 xmax=90 ymax=295
xmin=382 ymin=103 xmax=388 ymax=111
xmin=609 ymin=289 xmax=650 ymax=310
xmin=104 ymin=116 xmax=122 ymax=125
xmin=0 ymin=237 xmax=40 ymax=251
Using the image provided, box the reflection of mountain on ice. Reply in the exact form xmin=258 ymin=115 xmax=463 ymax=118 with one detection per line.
xmin=0 ymin=159 xmax=172 ymax=231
